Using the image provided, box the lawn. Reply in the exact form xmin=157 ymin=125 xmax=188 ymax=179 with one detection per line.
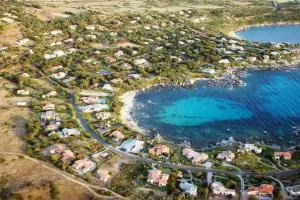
xmin=232 ymin=153 xmax=276 ymax=172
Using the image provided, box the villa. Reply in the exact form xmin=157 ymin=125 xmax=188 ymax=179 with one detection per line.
xmin=218 ymin=59 xmax=230 ymax=64
xmin=61 ymin=150 xmax=74 ymax=163
xmin=240 ymin=143 xmax=262 ymax=154
xmin=41 ymin=111 xmax=56 ymax=121
xmin=42 ymin=103 xmax=55 ymax=111
xmin=274 ymin=151 xmax=292 ymax=160
xmin=16 ymin=38 xmax=30 ymax=46
xmin=217 ymin=151 xmax=235 ymax=162
xmin=179 ymin=179 xmax=198 ymax=196
xmin=97 ymin=169 xmax=110 ymax=182
xmin=102 ymin=84 xmax=114 ymax=92
xmin=247 ymin=184 xmax=274 ymax=200
xmin=49 ymin=144 xmax=65 ymax=154
xmin=148 ymin=145 xmax=170 ymax=157
xmin=211 ymin=181 xmax=236 ymax=196
xmin=119 ymin=139 xmax=145 ymax=154
xmin=72 ymin=159 xmax=96 ymax=175
xmin=80 ymin=104 xmax=109 ymax=113
xmin=96 ymin=122 xmax=111 ymax=135
xmin=110 ymin=130 xmax=125 ymax=143
xmin=80 ymin=96 xmax=100 ymax=104
xmin=201 ymin=68 xmax=216 ymax=75
xmin=111 ymin=78 xmax=123 ymax=84
xmin=59 ymin=128 xmax=81 ymax=138
xmin=134 ymin=58 xmax=150 ymax=68
xmin=85 ymin=25 xmax=95 ymax=31
xmin=50 ymin=30 xmax=62 ymax=35
xmin=51 ymin=72 xmax=67 ymax=80
xmin=17 ymin=89 xmax=30 ymax=96
xmin=42 ymin=91 xmax=57 ymax=98
xmin=95 ymin=112 xmax=111 ymax=120
xmin=147 ymin=169 xmax=169 ymax=187
xmin=45 ymin=123 xmax=59 ymax=132
xmin=182 ymin=148 xmax=209 ymax=164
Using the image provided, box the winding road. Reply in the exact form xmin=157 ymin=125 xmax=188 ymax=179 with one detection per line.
xmin=70 ymin=95 xmax=300 ymax=177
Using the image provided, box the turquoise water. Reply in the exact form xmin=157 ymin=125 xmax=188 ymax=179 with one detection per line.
xmin=236 ymin=24 xmax=300 ymax=44
xmin=132 ymin=69 xmax=300 ymax=147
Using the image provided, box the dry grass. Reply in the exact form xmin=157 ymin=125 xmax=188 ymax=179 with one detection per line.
xmin=0 ymin=22 xmax=23 ymax=45
xmin=25 ymin=0 xmax=223 ymax=21
xmin=0 ymin=155 xmax=92 ymax=200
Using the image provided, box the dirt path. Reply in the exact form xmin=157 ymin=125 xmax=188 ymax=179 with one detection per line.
xmin=0 ymin=151 xmax=127 ymax=200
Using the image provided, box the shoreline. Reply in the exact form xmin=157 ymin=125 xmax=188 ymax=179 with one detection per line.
xmin=119 ymin=64 xmax=300 ymax=148
xmin=119 ymin=90 xmax=145 ymax=133
xmin=228 ymin=22 xmax=300 ymax=39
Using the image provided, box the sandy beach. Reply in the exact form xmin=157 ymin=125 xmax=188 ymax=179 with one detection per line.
xmin=119 ymin=90 xmax=145 ymax=133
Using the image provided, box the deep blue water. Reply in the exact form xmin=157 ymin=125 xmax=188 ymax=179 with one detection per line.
xmin=132 ymin=69 xmax=300 ymax=147
xmin=237 ymin=24 xmax=300 ymax=44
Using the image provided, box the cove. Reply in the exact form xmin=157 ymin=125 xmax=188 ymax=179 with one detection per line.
xmin=236 ymin=24 xmax=300 ymax=44
xmin=132 ymin=69 xmax=300 ymax=147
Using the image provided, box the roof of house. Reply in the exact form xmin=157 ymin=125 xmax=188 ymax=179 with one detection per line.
xmin=110 ymin=131 xmax=125 ymax=140
xmin=248 ymin=184 xmax=274 ymax=194
xmin=274 ymin=151 xmax=292 ymax=158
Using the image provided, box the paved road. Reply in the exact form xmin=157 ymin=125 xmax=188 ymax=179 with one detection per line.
xmin=71 ymin=95 xmax=300 ymax=177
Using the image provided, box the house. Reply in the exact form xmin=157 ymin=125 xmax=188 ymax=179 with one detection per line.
xmin=59 ymin=128 xmax=81 ymax=138
xmin=201 ymin=69 xmax=216 ymax=75
xmin=50 ymin=30 xmax=62 ymax=35
xmin=148 ymin=145 xmax=170 ymax=156
xmin=182 ymin=148 xmax=209 ymax=164
xmin=147 ymin=170 xmax=169 ymax=187
xmin=110 ymin=131 xmax=125 ymax=143
xmin=111 ymin=78 xmax=123 ymax=84
xmin=49 ymin=144 xmax=65 ymax=154
xmin=179 ymin=179 xmax=198 ymax=196
xmin=128 ymin=73 xmax=140 ymax=80
xmin=69 ymin=25 xmax=77 ymax=30
xmin=85 ymin=25 xmax=95 ymax=31
xmin=241 ymin=143 xmax=262 ymax=154
xmin=247 ymin=184 xmax=274 ymax=199
xmin=42 ymin=103 xmax=55 ymax=111
xmin=17 ymin=89 xmax=30 ymax=96
xmin=80 ymin=96 xmax=99 ymax=104
xmin=44 ymin=53 xmax=56 ymax=60
xmin=97 ymin=122 xmax=111 ymax=135
xmin=17 ymin=101 xmax=27 ymax=106
xmin=219 ymin=59 xmax=230 ymax=64
xmin=51 ymin=72 xmax=67 ymax=80
xmin=61 ymin=150 xmax=74 ymax=163
xmin=274 ymin=151 xmax=292 ymax=160
xmin=248 ymin=57 xmax=257 ymax=63
xmin=53 ymin=50 xmax=65 ymax=57
xmin=80 ymin=104 xmax=109 ymax=113
xmin=217 ymin=151 xmax=235 ymax=162
xmin=41 ymin=111 xmax=56 ymax=121
xmin=102 ymin=84 xmax=114 ymax=92
xmin=95 ymin=112 xmax=111 ymax=120
xmin=72 ymin=159 xmax=96 ymax=175
xmin=211 ymin=181 xmax=236 ymax=196
xmin=97 ymin=169 xmax=110 ymax=182
xmin=119 ymin=139 xmax=145 ymax=154
xmin=114 ymin=50 xmax=124 ymax=58
xmin=45 ymin=123 xmax=59 ymax=132
xmin=134 ymin=58 xmax=150 ymax=68
xmin=16 ymin=38 xmax=30 ymax=46
xmin=42 ymin=91 xmax=57 ymax=98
